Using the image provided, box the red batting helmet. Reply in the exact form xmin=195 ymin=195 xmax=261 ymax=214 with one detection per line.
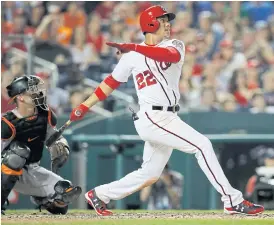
xmin=139 ymin=5 xmax=176 ymax=34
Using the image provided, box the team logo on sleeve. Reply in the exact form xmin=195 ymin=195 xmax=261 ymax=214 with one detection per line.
xmin=172 ymin=40 xmax=184 ymax=52
xmin=160 ymin=62 xmax=172 ymax=70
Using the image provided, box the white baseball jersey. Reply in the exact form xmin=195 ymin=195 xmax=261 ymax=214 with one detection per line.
xmin=112 ymin=39 xmax=185 ymax=107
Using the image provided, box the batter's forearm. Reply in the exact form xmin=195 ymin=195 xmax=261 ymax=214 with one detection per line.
xmin=83 ymin=82 xmax=114 ymax=108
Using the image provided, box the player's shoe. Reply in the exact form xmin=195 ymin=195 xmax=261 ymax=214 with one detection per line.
xmin=224 ymin=200 xmax=264 ymax=215
xmin=1 ymin=208 xmax=6 ymax=215
xmin=1 ymin=199 xmax=9 ymax=215
xmin=85 ymin=189 xmax=113 ymax=216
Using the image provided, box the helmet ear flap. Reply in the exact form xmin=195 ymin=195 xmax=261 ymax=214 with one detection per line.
xmin=150 ymin=18 xmax=160 ymax=33
xmin=143 ymin=16 xmax=160 ymax=33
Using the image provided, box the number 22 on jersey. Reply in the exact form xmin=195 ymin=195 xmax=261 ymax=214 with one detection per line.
xmin=136 ymin=70 xmax=157 ymax=90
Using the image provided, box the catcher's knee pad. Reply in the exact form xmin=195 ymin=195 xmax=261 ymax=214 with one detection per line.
xmin=1 ymin=141 xmax=30 ymax=207
xmin=2 ymin=141 xmax=31 ymax=171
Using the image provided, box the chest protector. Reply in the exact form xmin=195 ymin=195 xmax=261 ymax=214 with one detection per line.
xmin=2 ymin=109 xmax=57 ymax=164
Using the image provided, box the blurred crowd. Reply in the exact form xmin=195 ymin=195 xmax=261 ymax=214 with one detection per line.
xmin=1 ymin=1 xmax=274 ymax=115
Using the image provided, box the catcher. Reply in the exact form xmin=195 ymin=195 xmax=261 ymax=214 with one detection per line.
xmin=1 ymin=75 xmax=82 ymax=215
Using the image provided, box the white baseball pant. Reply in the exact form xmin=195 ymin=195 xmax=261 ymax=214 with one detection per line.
xmin=95 ymin=107 xmax=244 ymax=208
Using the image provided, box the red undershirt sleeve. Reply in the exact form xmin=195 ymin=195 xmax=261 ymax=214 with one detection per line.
xmin=135 ymin=45 xmax=181 ymax=63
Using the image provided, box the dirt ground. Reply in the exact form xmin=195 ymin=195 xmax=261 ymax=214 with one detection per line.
xmin=2 ymin=211 xmax=274 ymax=221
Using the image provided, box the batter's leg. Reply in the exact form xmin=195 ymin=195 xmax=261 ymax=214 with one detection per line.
xmin=94 ymin=142 xmax=173 ymax=204
xmin=142 ymin=111 xmax=244 ymax=208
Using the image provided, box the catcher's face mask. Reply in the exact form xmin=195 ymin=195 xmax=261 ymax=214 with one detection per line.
xmin=27 ymin=76 xmax=48 ymax=110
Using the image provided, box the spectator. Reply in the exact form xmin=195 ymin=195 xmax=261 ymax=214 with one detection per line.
xmin=220 ymin=94 xmax=238 ymax=112
xmin=86 ymin=14 xmax=106 ymax=54
xmin=70 ymin=90 xmax=86 ymax=109
xmin=222 ymin=17 xmax=239 ymax=42
xmin=64 ymin=89 xmax=87 ymax=113
xmin=3 ymin=11 xmax=31 ymax=35
xmin=245 ymin=21 xmax=274 ymax=66
xmin=140 ymin=164 xmax=183 ymax=210
xmin=217 ymin=39 xmax=247 ymax=92
xmin=29 ymin=2 xmax=45 ymax=28
xmin=94 ymin=2 xmax=116 ymax=20
xmin=10 ymin=57 xmax=24 ymax=75
xmin=35 ymin=3 xmax=73 ymax=46
xmin=255 ymin=21 xmax=270 ymax=41
xmin=59 ymin=64 xmax=85 ymax=90
xmin=241 ymin=2 xmax=274 ymax=25
xmin=179 ymin=75 xmax=201 ymax=110
xmin=184 ymin=44 xmax=204 ymax=90
xmin=246 ymin=59 xmax=260 ymax=90
xmin=123 ymin=2 xmax=139 ymax=29
xmin=269 ymin=16 xmax=274 ymax=49
xmin=192 ymin=87 xmax=219 ymax=112
xmin=2 ymin=11 xmax=34 ymax=51
xmin=195 ymin=32 xmax=210 ymax=65
xmin=172 ymin=11 xmax=196 ymax=45
xmin=249 ymin=90 xmax=274 ymax=114
xmin=245 ymin=148 xmax=274 ymax=206
xmin=262 ymin=70 xmax=274 ymax=106
xmin=212 ymin=1 xmax=227 ymax=23
xmin=136 ymin=2 xmax=153 ymax=14
xmin=112 ymin=2 xmax=130 ymax=24
xmin=107 ymin=19 xmax=125 ymax=43
xmin=62 ymin=2 xmax=86 ymax=31
xmin=1 ymin=57 xmax=25 ymax=112
xmin=161 ymin=1 xmax=178 ymax=14
xmin=197 ymin=11 xmax=216 ymax=57
xmin=229 ymin=69 xmax=252 ymax=108
xmin=2 ymin=1 xmax=16 ymax=23
xmin=202 ymin=62 xmax=220 ymax=91
xmin=242 ymin=28 xmax=257 ymax=58
xmin=36 ymin=72 xmax=69 ymax=115
xmin=70 ymin=26 xmax=100 ymax=72
xmin=192 ymin=2 xmax=213 ymax=26
xmin=1 ymin=72 xmax=17 ymax=114
xmin=255 ymin=20 xmax=274 ymax=65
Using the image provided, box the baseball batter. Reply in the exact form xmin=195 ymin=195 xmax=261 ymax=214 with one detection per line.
xmin=70 ymin=5 xmax=264 ymax=216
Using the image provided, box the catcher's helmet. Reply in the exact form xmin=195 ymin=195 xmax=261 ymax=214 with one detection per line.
xmin=6 ymin=75 xmax=48 ymax=110
xmin=139 ymin=5 xmax=176 ymax=34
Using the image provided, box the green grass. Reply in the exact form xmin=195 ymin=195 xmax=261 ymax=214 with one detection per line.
xmin=1 ymin=210 xmax=274 ymax=225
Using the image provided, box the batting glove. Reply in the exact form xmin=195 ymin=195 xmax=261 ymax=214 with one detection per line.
xmin=106 ymin=42 xmax=137 ymax=53
xmin=70 ymin=103 xmax=89 ymax=121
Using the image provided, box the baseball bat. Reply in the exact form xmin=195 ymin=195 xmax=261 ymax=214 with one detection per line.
xmin=45 ymin=120 xmax=72 ymax=148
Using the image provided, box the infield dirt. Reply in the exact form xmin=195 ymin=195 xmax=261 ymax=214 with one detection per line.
xmin=2 ymin=210 xmax=274 ymax=225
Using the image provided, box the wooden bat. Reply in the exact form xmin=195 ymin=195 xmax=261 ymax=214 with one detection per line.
xmin=45 ymin=120 xmax=72 ymax=148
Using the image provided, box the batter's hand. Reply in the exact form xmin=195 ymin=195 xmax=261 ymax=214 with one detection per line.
xmin=106 ymin=42 xmax=137 ymax=54
xmin=70 ymin=103 xmax=90 ymax=121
